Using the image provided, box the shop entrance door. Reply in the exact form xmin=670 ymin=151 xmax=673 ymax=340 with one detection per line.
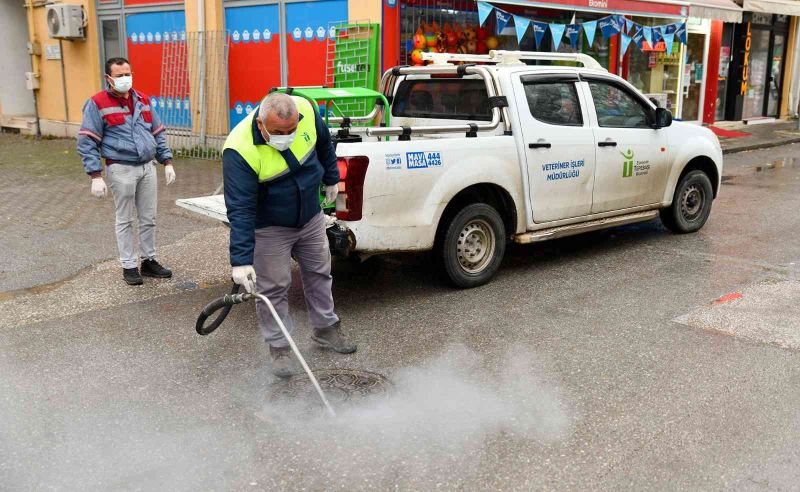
xmin=679 ymin=31 xmax=708 ymax=123
xmin=743 ymin=29 xmax=771 ymax=119
xmin=766 ymin=33 xmax=785 ymax=116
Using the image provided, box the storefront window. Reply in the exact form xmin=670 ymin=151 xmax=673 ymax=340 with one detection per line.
xmin=397 ymin=1 xmax=613 ymax=72
xmin=627 ymin=18 xmax=680 ymax=113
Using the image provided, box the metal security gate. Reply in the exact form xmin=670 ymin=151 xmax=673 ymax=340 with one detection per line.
xmin=159 ymin=30 xmax=229 ymax=160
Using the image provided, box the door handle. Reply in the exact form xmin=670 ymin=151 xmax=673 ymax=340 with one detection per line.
xmin=528 ymin=142 xmax=552 ymax=149
xmin=598 ymin=141 xmax=617 ymax=147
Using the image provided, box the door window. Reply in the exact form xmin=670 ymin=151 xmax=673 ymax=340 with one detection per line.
xmin=100 ymin=18 xmax=123 ymax=62
xmin=523 ymin=81 xmax=583 ymax=126
xmin=588 ymin=80 xmax=651 ymax=128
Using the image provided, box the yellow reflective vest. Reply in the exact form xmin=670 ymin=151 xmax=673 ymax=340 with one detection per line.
xmin=223 ymin=96 xmax=318 ymax=182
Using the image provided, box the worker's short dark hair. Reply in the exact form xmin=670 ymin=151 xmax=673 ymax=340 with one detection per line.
xmin=105 ymin=57 xmax=130 ymax=76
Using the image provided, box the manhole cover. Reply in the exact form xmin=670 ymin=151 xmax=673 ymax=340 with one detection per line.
xmin=268 ymin=368 xmax=392 ymax=412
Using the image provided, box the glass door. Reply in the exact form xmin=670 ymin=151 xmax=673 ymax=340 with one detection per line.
xmin=743 ymin=29 xmax=770 ymax=119
xmin=715 ymin=24 xmax=733 ymax=121
xmin=767 ymin=33 xmax=785 ymax=116
xmin=680 ymin=31 xmax=707 ymax=122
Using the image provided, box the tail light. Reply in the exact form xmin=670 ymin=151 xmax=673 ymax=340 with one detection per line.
xmin=335 ymin=156 xmax=369 ymax=221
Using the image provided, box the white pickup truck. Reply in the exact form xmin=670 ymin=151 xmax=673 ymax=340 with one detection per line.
xmin=178 ymin=50 xmax=722 ymax=288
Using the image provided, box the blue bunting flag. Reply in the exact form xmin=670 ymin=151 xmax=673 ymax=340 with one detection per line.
xmin=582 ymin=20 xmax=597 ymax=47
xmin=477 ymin=1 xmax=494 ymax=27
xmin=566 ymin=24 xmax=581 ymax=48
xmin=532 ymin=21 xmax=548 ymax=48
xmin=514 ymin=15 xmax=531 ymax=43
xmin=549 ymin=23 xmax=566 ymax=50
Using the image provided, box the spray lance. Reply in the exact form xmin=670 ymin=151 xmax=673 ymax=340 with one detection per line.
xmin=196 ymin=284 xmax=336 ymax=417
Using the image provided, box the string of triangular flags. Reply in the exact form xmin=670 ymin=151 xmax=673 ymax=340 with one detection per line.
xmin=477 ymin=1 xmax=687 ymax=55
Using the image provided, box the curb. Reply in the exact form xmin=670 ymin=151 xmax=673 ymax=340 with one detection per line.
xmin=722 ymin=137 xmax=800 ymax=155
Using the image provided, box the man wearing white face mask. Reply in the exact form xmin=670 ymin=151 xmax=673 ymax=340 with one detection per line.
xmin=222 ymin=92 xmax=355 ymax=378
xmin=77 ymin=57 xmax=175 ymax=285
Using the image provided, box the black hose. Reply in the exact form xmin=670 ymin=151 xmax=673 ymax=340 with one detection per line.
xmin=195 ymin=283 xmax=250 ymax=335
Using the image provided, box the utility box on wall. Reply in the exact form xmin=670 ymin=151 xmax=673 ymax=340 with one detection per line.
xmin=25 ymin=72 xmax=39 ymax=91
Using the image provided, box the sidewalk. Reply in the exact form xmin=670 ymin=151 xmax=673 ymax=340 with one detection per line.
xmin=0 ymin=133 xmax=224 ymax=293
xmin=711 ymin=119 xmax=800 ymax=154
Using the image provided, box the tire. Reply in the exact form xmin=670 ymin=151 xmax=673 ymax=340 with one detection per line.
xmin=660 ymin=170 xmax=714 ymax=234
xmin=436 ymin=203 xmax=506 ymax=288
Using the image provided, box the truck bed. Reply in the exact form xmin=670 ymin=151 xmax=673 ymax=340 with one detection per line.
xmin=176 ymin=195 xmax=228 ymax=223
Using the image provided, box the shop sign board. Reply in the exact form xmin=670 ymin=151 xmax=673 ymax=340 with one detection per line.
xmin=641 ymin=40 xmax=668 ymax=52
xmin=740 ymin=22 xmax=751 ymax=96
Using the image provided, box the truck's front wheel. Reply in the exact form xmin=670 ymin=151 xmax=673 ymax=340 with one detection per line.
xmin=437 ymin=203 xmax=506 ymax=288
xmin=660 ymin=170 xmax=714 ymax=233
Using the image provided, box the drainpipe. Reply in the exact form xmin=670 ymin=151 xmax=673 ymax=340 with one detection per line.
xmin=792 ymin=19 xmax=800 ymax=126
xmin=58 ymin=39 xmax=69 ymax=136
xmin=197 ymin=0 xmax=206 ymax=146
xmin=25 ymin=0 xmax=42 ymax=137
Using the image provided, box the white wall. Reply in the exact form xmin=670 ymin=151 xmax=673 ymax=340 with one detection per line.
xmin=0 ymin=0 xmax=35 ymax=117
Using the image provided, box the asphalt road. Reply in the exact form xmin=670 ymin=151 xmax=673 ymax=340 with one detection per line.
xmin=1 ymin=141 xmax=799 ymax=490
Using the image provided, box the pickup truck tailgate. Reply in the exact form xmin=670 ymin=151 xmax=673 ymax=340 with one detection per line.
xmin=176 ymin=194 xmax=228 ymax=223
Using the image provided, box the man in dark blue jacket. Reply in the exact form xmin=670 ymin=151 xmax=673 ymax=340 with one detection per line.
xmin=222 ymin=92 xmax=356 ymax=378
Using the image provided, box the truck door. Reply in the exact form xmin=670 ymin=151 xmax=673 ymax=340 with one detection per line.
xmin=513 ymin=73 xmax=596 ymax=223
xmin=582 ymin=76 xmax=668 ymax=213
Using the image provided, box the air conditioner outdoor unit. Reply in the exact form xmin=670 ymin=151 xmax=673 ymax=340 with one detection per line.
xmin=46 ymin=4 xmax=85 ymax=39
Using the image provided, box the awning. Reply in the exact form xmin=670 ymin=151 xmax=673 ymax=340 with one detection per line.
xmin=742 ymin=0 xmax=800 ymax=16
xmin=688 ymin=0 xmax=743 ymax=22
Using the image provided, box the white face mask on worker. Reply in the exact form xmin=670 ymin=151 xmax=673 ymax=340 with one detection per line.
xmin=264 ymin=129 xmax=296 ymax=151
xmin=110 ymin=75 xmax=133 ymax=93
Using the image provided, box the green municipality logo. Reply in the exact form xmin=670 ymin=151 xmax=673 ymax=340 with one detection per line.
xmin=302 ymin=132 xmax=311 ymax=143
xmin=621 ymin=149 xmax=634 ymax=178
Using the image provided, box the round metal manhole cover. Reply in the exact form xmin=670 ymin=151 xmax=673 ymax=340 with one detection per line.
xmin=268 ymin=368 xmax=393 ymax=412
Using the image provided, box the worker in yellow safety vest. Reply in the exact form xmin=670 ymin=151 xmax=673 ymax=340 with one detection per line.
xmin=222 ymin=92 xmax=356 ymax=378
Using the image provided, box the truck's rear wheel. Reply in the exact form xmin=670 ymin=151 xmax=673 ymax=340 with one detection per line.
xmin=660 ymin=170 xmax=714 ymax=233
xmin=437 ymin=203 xmax=506 ymax=288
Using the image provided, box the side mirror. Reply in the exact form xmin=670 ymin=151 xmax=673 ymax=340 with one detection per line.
xmin=655 ymin=107 xmax=672 ymax=128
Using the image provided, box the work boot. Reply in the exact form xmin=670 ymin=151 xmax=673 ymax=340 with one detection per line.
xmin=311 ymin=321 xmax=357 ymax=354
xmin=270 ymin=345 xmax=295 ymax=379
xmin=141 ymin=258 xmax=172 ymax=278
xmin=123 ymin=267 xmax=143 ymax=286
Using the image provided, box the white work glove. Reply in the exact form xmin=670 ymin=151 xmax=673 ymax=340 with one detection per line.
xmin=164 ymin=164 xmax=176 ymax=185
xmin=231 ymin=265 xmax=257 ymax=293
xmin=324 ymin=184 xmax=338 ymax=206
xmin=90 ymin=177 xmax=107 ymax=198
